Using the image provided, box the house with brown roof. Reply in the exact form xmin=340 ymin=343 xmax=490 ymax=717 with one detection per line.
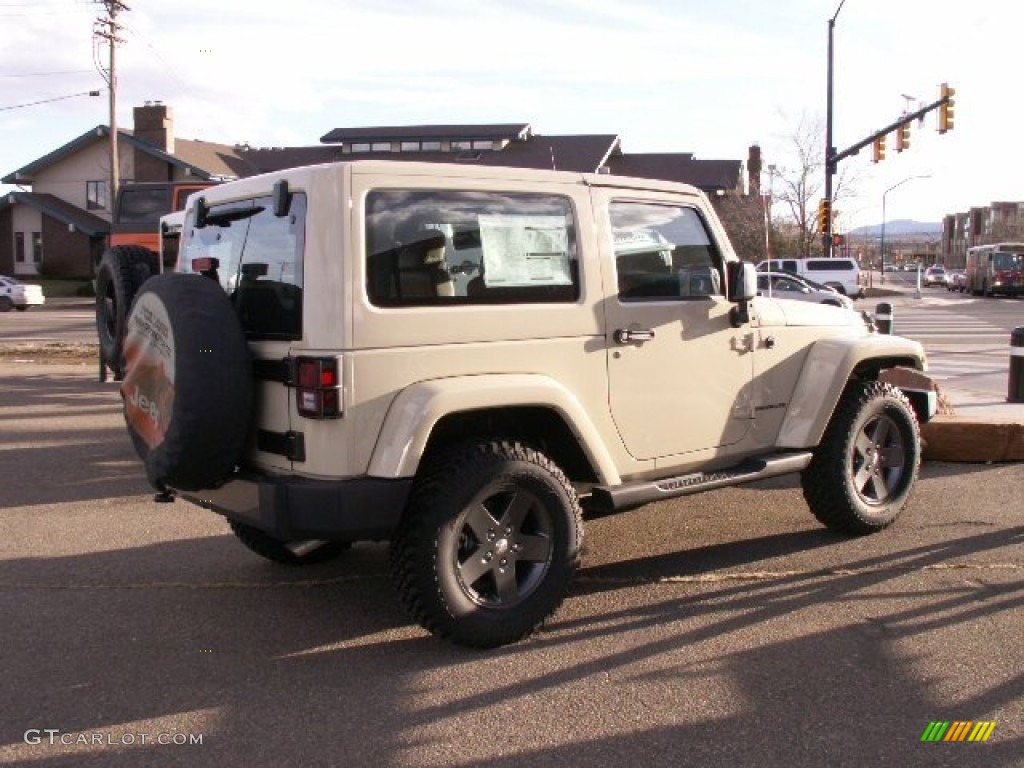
xmin=2 ymin=103 xmax=749 ymax=278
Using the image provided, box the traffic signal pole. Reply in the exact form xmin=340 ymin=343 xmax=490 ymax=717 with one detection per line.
xmin=824 ymin=3 xmax=843 ymax=257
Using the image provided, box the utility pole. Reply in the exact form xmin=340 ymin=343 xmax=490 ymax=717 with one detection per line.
xmin=93 ymin=1 xmax=128 ymax=213
xmin=824 ymin=0 xmax=846 ymax=258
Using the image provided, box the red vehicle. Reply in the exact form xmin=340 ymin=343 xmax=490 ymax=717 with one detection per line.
xmin=95 ymin=181 xmax=217 ymax=379
xmin=965 ymin=243 xmax=1024 ymax=297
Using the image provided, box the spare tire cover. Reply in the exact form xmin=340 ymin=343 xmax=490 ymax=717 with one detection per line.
xmin=121 ymin=273 xmax=253 ymax=491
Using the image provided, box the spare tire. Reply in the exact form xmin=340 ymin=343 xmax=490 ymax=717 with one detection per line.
xmin=120 ymin=272 xmax=253 ymax=492
xmin=95 ymin=245 xmax=160 ymax=377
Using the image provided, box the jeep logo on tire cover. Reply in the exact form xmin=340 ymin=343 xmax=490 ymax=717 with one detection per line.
xmin=121 ymin=293 xmax=176 ymax=449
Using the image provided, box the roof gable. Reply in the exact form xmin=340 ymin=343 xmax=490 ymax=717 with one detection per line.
xmin=1 ymin=192 xmax=109 ymax=236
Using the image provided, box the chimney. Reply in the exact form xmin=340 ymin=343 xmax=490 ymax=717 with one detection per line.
xmin=747 ymin=144 xmax=762 ymax=195
xmin=133 ymin=101 xmax=174 ymax=154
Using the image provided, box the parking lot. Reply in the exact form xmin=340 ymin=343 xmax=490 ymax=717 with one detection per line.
xmin=0 ymin=361 xmax=1020 ymax=767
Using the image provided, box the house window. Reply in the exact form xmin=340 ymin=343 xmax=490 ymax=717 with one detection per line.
xmin=371 ymin=142 xmax=391 ymax=152
xmin=471 ymin=141 xmax=493 ymax=150
xmin=86 ymin=180 xmax=107 ymax=210
xmin=31 ymin=232 xmax=43 ymax=263
xmin=14 ymin=232 xmax=25 ymax=263
xmin=421 ymin=141 xmax=441 ymax=151
xmin=400 ymin=141 xmax=421 ymax=152
xmin=351 ymin=142 xmax=370 ymax=153
xmin=451 ymin=141 xmax=472 ymax=150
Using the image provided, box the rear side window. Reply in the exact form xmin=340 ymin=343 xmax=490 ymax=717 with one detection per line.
xmin=366 ymin=189 xmax=579 ymax=306
xmin=806 ymin=259 xmax=855 ymax=271
xmin=182 ymin=193 xmax=307 ymax=339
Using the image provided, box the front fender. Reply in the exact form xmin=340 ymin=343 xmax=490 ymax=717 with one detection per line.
xmin=367 ymin=373 xmax=621 ymax=484
xmin=776 ymin=335 xmax=926 ymax=448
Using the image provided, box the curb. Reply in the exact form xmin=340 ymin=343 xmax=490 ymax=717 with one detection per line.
xmin=922 ymin=417 xmax=1024 ymax=463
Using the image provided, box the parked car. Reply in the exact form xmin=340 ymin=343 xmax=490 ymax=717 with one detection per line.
xmin=923 ymin=266 xmax=949 ymax=287
xmin=0 ymin=275 xmax=45 ymax=311
xmin=947 ymin=269 xmax=966 ymax=292
xmin=756 ymin=257 xmax=863 ymax=298
xmin=757 ymin=271 xmax=855 ymax=310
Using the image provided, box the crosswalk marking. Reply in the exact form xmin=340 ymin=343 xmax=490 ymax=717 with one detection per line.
xmin=882 ymin=305 xmax=1013 ymax=342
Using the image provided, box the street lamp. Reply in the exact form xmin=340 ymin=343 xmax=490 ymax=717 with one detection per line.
xmin=881 ymin=174 xmax=930 ymax=295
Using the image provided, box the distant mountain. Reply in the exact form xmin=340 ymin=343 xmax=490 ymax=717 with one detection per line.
xmin=850 ymin=220 xmax=942 ymax=237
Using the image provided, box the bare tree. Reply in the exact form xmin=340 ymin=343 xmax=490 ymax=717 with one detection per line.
xmin=713 ymin=193 xmax=768 ymax=263
xmin=770 ymin=112 xmax=858 ymax=257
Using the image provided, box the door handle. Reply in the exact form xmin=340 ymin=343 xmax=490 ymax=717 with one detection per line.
xmin=614 ymin=328 xmax=656 ymax=344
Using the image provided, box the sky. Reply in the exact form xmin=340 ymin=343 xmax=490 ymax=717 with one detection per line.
xmin=0 ymin=0 xmax=1017 ymax=230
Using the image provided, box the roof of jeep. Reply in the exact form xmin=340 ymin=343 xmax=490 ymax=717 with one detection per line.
xmin=186 ymin=159 xmax=708 ymax=203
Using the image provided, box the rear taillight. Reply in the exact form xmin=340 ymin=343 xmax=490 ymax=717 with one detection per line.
xmin=295 ymin=356 xmax=343 ymax=419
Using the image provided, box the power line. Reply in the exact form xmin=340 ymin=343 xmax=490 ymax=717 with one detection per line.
xmin=0 ymin=69 xmax=94 ymax=78
xmin=0 ymin=90 xmax=102 ymax=112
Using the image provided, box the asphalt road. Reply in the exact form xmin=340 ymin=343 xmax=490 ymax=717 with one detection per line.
xmin=0 ymin=362 xmax=1021 ymax=768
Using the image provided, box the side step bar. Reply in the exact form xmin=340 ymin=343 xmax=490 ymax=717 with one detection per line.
xmin=587 ymin=451 xmax=814 ymax=514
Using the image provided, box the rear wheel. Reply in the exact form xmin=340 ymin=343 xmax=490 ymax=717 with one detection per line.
xmin=802 ymin=380 xmax=920 ymax=535
xmin=229 ymin=520 xmax=352 ymax=565
xmin=0 ymin=296 xmax=12 ymax=312
xmin=95 ymin=245 xmax=160 ymax=378
xmin=390 ymin=440 xmax=583 ymax=648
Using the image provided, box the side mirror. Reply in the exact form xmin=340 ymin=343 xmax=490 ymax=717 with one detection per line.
xmin=726 ymin=261 xmax=757 ymax=302
xmin=726 ymin=261 xmax=757 ymax=327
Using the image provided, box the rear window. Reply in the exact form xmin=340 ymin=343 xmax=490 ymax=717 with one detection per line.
xmin=182 ymin=193 xmax=307 ymax=340
xmin=365 ymin=189 xmax=579 ymax=306
xmin=116 ymin=186 xmax=170 ymax=224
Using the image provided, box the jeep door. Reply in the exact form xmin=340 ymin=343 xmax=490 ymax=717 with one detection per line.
xmin=594 ymin=192 xmax=754 ymax=461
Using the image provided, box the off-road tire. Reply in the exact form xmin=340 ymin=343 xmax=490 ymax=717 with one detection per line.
xmin=95 ymin=245 xmax=160 ymax=377
xmin=228 ymin=520 xmax=352 ymax=566
xmin=390 ymin=440 xmax=583 ymax=649
xmin=802 ymin=380 xmax=920 ymax=535
xmin=0 ymin=296 xmax=13 ymax=312
xmin=121 ymin=272 xmax=252 ymax=491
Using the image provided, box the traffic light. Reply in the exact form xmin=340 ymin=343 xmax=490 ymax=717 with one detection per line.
xmin=817 ymin=199 xmax=832 ymax=232
xmin=939 ymin=82 xmax=956 ymax=133
xmin=872 ymin=134 xmax=887 ymax=163
xmin=896 ymin=123 xmax=911 ymax=152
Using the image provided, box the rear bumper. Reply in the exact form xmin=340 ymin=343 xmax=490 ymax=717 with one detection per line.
xmin=181 ymin=471 xmax=411 ymax=542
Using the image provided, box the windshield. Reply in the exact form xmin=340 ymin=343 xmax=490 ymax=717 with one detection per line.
xmin=993 ymin=252 xmax=1024 ymax=271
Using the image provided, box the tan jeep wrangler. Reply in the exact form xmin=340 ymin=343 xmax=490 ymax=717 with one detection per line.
xmin=118 ymin=160 xmax=934 ymax=648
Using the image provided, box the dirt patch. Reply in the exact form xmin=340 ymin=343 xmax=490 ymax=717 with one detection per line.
xmin=0 ymin=342 xmax=98 ymax=363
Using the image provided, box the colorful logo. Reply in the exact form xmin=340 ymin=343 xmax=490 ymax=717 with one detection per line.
xmin=921 ymin=721 xmax=997 ymax=742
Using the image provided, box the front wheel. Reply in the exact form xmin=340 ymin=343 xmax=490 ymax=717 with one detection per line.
xmin=390 ymin=440 xmax=583 ymax=648
xmin=801 ymin=380 xmax=920 ymax=535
